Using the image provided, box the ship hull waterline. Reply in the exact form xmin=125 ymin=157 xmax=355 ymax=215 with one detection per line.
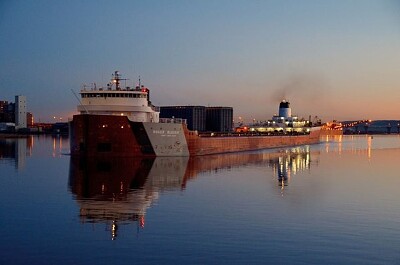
xmin=70 ymin=114 xmax=321 ymax=157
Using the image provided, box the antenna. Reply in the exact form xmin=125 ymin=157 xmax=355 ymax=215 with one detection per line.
xmin=112 ymin=71 xmax=128 ymax=90
xmin=71 ymin=89 xmax=88 ymax=114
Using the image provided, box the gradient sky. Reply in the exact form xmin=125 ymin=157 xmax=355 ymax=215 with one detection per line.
xmin=1 ymin=0 xmax=399 ymax=122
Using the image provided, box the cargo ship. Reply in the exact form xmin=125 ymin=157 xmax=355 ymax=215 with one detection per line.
xmin=69 ymin=71 xmax=321 ymax=157
xmin=321 ymin=121 xmax=343 ymax=136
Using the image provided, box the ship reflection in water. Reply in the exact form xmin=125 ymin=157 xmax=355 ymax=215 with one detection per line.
xmin=68 ymin=146 xmax=317 ymax=240
xmin=269 ymin=147 xmax=313 ymax=190
xmin=68 ymin=156 xmax=189 ymax=240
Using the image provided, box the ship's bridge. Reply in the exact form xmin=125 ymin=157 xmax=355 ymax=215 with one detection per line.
xmin=77 ymin=71 xmax=160 ymax=123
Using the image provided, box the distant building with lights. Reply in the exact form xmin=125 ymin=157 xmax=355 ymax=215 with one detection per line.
xmin=27 ymin=112 xmax=34 ymax=127
xmin=0 ymin=95 xmax=33 ymax=131
xmin=0 ymin=100 xmax=15 ymax=123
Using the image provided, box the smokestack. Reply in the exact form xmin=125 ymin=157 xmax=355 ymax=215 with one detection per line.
xmin=279 ymin=100 xmax=291 ymax=118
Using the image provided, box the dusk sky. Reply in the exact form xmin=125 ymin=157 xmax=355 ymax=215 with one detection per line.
xmin=1 ymin=0 xmax=399 ymax=122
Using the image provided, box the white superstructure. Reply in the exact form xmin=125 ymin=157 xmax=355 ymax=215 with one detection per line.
xmin=246 ymin=100 xmax=310 ymax=134
xmin=77 ymin=71 xmax=160 ymax=123
xmin=272 ymin=100 xmax=305 ymax=126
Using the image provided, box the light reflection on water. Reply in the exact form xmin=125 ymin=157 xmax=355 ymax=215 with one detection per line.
xmin=68 ymin=146 xmax=315 ymax=241
xmin=1 ymin=135 xmax=400 ymax=264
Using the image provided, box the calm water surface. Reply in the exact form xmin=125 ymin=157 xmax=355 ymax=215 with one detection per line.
xmin=1 ymin=135 xmax=400 ymax=265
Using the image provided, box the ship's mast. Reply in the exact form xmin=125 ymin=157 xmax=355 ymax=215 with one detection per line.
xmin=112 ymin=71 xmax=128 ymax=90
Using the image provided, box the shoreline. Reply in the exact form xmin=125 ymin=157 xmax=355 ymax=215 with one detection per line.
xmin=0 ymin=132 xmax=68 ymax=138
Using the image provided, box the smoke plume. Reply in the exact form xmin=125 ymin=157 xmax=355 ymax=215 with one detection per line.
xmin=270 ymin=74 xmax=333 ymax=118
xmin=271 ymin=74 xmax=328 ymax=102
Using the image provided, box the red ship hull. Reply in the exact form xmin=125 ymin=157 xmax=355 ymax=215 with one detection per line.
xmin=70 ymin=114 xmax=321 ymax=157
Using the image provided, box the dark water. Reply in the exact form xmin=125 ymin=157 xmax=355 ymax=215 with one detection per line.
xmin=1 ymin=135 xmax=400 ymax=265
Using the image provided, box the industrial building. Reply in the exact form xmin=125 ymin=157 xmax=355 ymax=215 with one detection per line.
xmin=0 ymin=100 xmax=15 ymax=123
xmin=160 ymin=106 xmax=233 ymax=132
xmin=0 ymin=95 xmax=32 ymax=131
xmin=15 ymin=95 xmax=27 ymax=130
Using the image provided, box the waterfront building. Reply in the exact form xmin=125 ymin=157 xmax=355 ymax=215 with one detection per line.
xmin=0 ymin=101 xmax=7 ymax=113
xmin=0 ymin=96 xmax=32 ymax=131
xmin=15 ymin=95 xmax=27 ymax=130
xmin=27 ymin=112 xmax=33 ymax=127
xmin=0 ymin=101 xmax=15 ymax=123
